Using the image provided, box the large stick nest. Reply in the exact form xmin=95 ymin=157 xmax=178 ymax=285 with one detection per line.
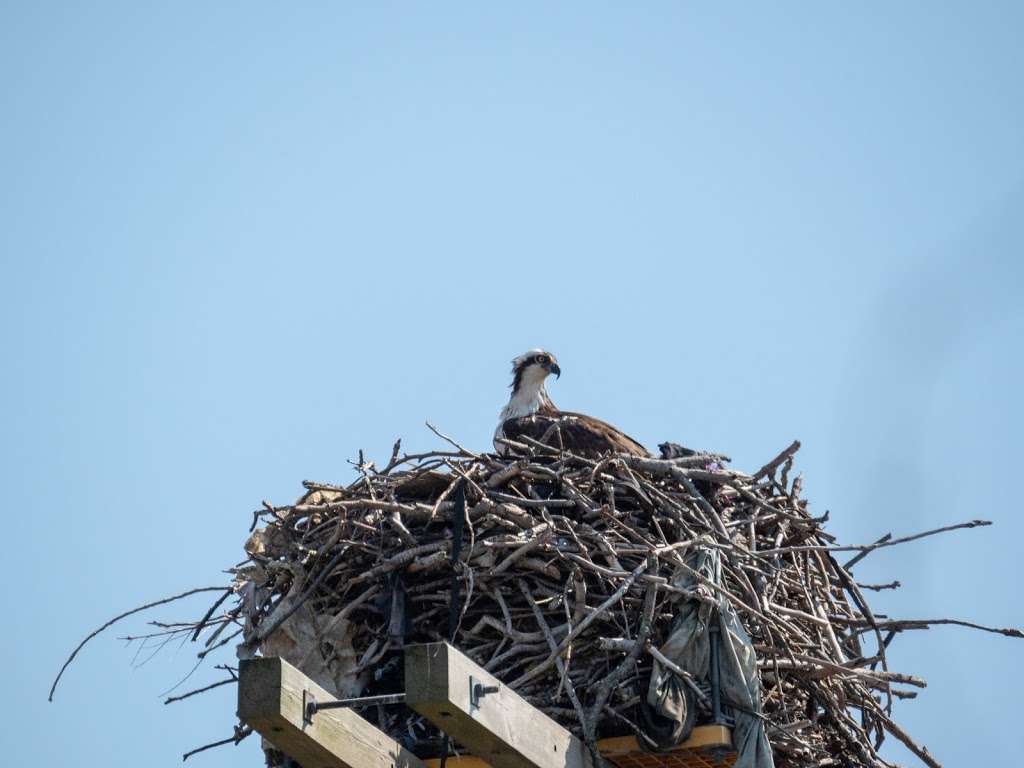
xmin=223 ymin=433 xmax=1014 ymax=768
xmin=52 ymin=432 xmax=1020 ymax=766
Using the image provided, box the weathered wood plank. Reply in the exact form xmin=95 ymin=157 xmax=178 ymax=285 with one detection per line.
xmin=597 ymin=726 xmax=733 ymax=755
xmin=420 ymin=726 xmax=734 ymax=768
xmin=405 ymin=642 xmax=592 ymax=768
xmin=238 ymin=656 xmax=425 ymax=768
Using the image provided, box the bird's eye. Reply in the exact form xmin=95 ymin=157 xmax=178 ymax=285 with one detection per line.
xmin=536 ymin=355 xmax=548 ymax=365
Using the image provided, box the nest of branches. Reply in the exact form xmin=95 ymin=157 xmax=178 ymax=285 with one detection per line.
xmin=50 ymin=431 xmax=1021 ymax=767
xmin=218 ymin=432 xmax=1020 ymax=768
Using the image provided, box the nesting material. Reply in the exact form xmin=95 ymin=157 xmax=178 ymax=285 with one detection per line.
xmin=213 ymin=433 xmax=1021 ymax=768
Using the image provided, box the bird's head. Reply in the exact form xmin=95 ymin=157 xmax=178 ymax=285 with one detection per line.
xmin=510 ymin=348 xmax=561 ymax=394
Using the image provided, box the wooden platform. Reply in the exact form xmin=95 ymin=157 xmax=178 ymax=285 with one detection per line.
xmin=422 ymin=728 xmax=736 ymax=768
xmin=239 ymin=644 xmax=735 ymax=768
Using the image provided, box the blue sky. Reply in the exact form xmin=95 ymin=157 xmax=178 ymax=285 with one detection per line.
xmin=2 ymin=3 xmax=1022 ymax=765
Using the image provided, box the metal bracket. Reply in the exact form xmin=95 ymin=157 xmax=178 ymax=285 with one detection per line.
xmin=469 ymin=676 xmax=499 ymax=711
xmin=303 ymin=689 xmax=318 ymax=725
xmin=303 ymin=689 xmax=407 ymax=724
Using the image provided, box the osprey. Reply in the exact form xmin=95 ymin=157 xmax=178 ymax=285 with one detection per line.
xmin=494 ymin=349 xmax=649 ymax=457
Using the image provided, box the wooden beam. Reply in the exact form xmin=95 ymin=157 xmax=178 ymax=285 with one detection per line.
xmin=238 ymin=656 xmax=425 ymax=768
xmin=404 ymin=642 xmax=592 ymax=768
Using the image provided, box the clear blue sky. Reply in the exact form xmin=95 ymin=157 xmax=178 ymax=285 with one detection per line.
xmin=2 ymin=3 xmax=1022 ymax=765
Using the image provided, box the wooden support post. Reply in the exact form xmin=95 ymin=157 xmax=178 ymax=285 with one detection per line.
xmin=238 ymin=656 xmax=426 ymax=768
xmin=405 ymin=642 xmax=592 ymax=768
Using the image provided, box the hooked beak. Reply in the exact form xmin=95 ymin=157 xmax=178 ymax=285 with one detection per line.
xmin=547 ymin=361 xmax=561 ymax=379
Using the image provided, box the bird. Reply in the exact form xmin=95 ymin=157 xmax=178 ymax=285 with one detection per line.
xmin=493 ymin=349 xmax=649 ymax=457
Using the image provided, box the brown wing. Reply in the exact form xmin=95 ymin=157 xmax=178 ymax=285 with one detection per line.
xmin=501 ymin=412 xmax=648 ymax=457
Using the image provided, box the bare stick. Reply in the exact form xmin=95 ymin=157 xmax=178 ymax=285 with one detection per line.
xmin=757 ymin=520 xmax=991 ymax=556
xmin=425 ymin=421 xmax=480 ymax=458
xmin=49 ymin=586 xmax=227 ymax=702
xmin=190 ymin=588 xmax=233 ymax=642
xmin=839 ymin=617 xmax=1024 ymax=638
xmin=164 ymin=676 xmax=237 ymax=705
xmin=752 ymin=439 xmax=801 ymax=481
xmin=181 ymin=725 xmax=252 ymax=762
